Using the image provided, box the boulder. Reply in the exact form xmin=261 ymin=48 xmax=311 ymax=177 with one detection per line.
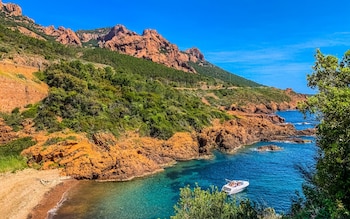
xmin=256 ymin=145 xmax=282 ymax=151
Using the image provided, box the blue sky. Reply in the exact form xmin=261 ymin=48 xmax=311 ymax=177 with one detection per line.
xmin=9 ymin=0 xmax=350 ymax=94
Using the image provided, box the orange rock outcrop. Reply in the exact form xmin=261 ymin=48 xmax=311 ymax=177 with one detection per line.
xmin=0 ymin=118 xmax=17 ymax=144
xmin=22 ymin=131 xmax=199 ymax=181
xmin=21 ymin=111 xmax=314 ymax=181
xmin=229 ymin=88 xmax=307 ymax=114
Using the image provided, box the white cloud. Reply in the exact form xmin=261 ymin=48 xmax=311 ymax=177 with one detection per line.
xmin=206 ymin=32 xmax=350 ymax=65
xmin=204 ymin=32 xmax=350 ymax=94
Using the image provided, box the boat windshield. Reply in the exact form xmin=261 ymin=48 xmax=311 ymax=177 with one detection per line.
xmin=222 ymin=187 xmax=231 ymax=192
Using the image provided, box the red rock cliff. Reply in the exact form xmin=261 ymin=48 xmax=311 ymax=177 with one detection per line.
xmin=1 ymin=1 xmax=22 ymax=16
xmin=42 ymin=26 xmax=82 ymax=46
xmin=99 ymin=24 xmax=204 ymax=73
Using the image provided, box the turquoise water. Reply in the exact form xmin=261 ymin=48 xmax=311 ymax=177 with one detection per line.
xmin=53 ymin=111 xmax=317 ymax=219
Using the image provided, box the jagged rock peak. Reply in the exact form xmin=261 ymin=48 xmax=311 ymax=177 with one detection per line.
xmin=1 ymin=1 xmax=22 ymax=16
xmin=102 ymin=24 xmax=137 ymax=42
xmin=185 ymin=47 xmax=205 ymax=62
xmin=99 ymin=24 xmax=203 ymax=73
xmin=142 ymin=29 xmax=159 ymax=36
xmin=112 ymin=24 xmax=130 ymax=34
xmin=42 ymin=25 xmax=82 ymax=46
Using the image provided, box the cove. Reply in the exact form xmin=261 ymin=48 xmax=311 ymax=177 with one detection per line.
xmin=53 ymin=111 xmax=317 ymax=219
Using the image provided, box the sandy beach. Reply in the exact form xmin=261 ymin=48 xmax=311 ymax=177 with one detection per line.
xmin=0 ymin=168 xmax=77 ymax=219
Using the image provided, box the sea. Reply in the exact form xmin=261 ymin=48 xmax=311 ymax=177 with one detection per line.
xmin=52 ymin=110 xmax=317 ymax=219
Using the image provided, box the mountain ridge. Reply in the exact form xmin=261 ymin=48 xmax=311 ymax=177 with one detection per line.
xmin=0 ymin=1 xmax=221 ymax=74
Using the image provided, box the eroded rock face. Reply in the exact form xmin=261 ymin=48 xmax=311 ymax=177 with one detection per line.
xmin=2 ymin=2 xmax=22 ymax=16
xmin=22 ymin=132 xmax=199 ymax=181
xmin=230 ymin=88 xmax=307 ymax=114
xmin=0 ymin=118 xmax=17 ymax=145
xmin=99 ymin=24 xmax=204 ymax=73
xmin=76 ymin=28 xmax=110 ymax=43
xmin=185 ymin=47 xmax=205 ymax=63
xmin=198 ymin=114 xmax=297 ymax=153
xmin=42 ymin=26 xmax=82 ymax=46
xmin=21 ymin=111 xmax=313 ymax=181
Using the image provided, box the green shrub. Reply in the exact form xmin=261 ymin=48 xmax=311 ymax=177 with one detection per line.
xmin=171 ymin=185 xmax=277 ymax=219
xmin=0 ymin=137 xmax=36 ymax=172
xmin=0 ymin=156 xmax=27 ymax=173
xmin=16 ymin=73 xmax=27 ymax=80
xmin=43 ymin=137 xmax=65 ymax=146
xmin=0 ymin=137 xmax=36 ymax=157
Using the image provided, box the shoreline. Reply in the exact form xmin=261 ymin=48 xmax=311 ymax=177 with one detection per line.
xmin=29 ymin=179 xmax=79 ymax=219
xmin=0 ymin=168 xmax=75 ymax=219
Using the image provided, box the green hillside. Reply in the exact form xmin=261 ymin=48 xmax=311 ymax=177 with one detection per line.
xmin=0 ymin=17 xmax=293 ymax=140
xmin=190 ymin=61 xmax=261 ymax=87
xmin=32 ymin=60 xmax=231 ymax=139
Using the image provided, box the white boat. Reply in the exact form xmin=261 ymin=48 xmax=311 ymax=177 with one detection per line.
xmin=221 ymin=179 xmax=249 ymax=195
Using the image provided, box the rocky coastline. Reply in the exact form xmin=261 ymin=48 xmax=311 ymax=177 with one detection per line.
xmin=15 ymin=108 xmax=314 ymax=182
xmin=0 ymin=109 xmax=315 ymax=219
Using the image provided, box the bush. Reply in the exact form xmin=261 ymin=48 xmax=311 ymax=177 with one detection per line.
xmin=0 ymin=137 xmax=36 ymax=172
xmin=0 ymin=156 xmax=27 ymax=173
xmin=172 ymin=185 xmax=270 ymax=219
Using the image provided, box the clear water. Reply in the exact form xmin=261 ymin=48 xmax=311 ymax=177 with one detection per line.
xmin=53 ymin=111 xmax=317 ymax=219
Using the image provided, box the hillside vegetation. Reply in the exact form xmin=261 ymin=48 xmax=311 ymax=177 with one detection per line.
xmin=0 ymin=15 xmax=298 ymax=173
xmin=0 ymin=21 xmax=296 ymax=139
xmin=31 ymin=60 xmax=231 ymax=139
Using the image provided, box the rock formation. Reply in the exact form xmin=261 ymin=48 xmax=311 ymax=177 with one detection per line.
xmin=16 ymin=26 xmax=46 ymax=41
xmin=229 ymin=88 xmax=307 ymax=114
xmin=42 ymin=26 xmax=82 ymax=46
xmin=256 ymin=145 xmax=282 ymax=151
xmin=0 ymin=118 xmax=17 ymax=144
xmin=1 ymin=1 xmax=22 ymax=16
xmin=185 ymin=47 xmax=205 ymax=63
xmin=98 ymin=24 xmax=204 ymax=73
xmin=22 ymin=132 xmax=199 ymax=180
xmin=21 ymin=111 xmax=314 ymax=181
xmin=76 ymin=28 xmax=112 ymax=43
xmin=198 ymin=113 xmax=298 ymax=154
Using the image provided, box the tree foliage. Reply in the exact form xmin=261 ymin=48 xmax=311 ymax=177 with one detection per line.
xmin=172 ymin=185 xmax=278 ymax=219
xmin=289 ymin=49 xmax=350 ymax=218
xmin=33 ymin=60 xmax=230 ymax=139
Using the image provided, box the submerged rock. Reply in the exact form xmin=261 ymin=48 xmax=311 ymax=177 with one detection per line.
xmin=256 ymin=145 xmax=283 ymax=152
